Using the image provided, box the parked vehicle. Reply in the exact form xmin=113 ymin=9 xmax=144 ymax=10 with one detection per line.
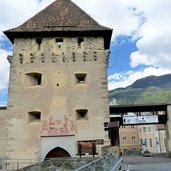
xmin=143 ymin=150 xmax=152 ymax=157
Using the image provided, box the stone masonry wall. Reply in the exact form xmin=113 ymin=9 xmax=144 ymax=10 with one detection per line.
xmin=3 ymin=36 xmax=110 ymax=160
xmin=0 ymin=108 xmax=7 ymax=158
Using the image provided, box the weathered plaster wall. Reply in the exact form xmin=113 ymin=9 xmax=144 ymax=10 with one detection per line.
xmin=4 ymin=37 xmax=110 ymax=160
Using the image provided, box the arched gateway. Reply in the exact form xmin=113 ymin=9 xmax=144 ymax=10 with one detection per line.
xmin=45 ymin=147 xmax=70 ymax=160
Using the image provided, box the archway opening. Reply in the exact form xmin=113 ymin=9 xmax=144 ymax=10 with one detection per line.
xmin=44 ymin=147 xmax=70 ymax=160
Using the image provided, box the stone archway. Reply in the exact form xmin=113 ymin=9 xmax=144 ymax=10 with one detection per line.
xmin=45 ymin=147 xmax=71 ymax=160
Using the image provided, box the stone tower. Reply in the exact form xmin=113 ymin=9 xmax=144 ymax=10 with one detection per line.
xmin=3 ymin=0 xmax=112 ymax=160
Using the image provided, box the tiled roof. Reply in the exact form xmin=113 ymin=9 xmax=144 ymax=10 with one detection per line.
xmin=4 ymin=0 xmax=112 ymax=48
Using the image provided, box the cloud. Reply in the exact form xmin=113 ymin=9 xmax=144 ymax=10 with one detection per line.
xmin=129 ymin=0 xmax=171 ymax=69
xmin=0 ymin=49 xmax=10 ymax=90
xmin=0 ymin=0 xmax=143 ymax=93
xmin=108 ymin=67 xmax=171 ymax=90
xmin=73 ymin=0 xmax=141 ymax=39
xmin=0 ymin=0 xmax=55 ymax=39
xmin=0 ymin=0 xmax=171 ymax=94
xmin=94 ymin=0 xmax=171 ymax=90
xmin=73 ymin=0 xmax=171 ymax=90
xmin=0 ymin=0 xmax=55 ymax=105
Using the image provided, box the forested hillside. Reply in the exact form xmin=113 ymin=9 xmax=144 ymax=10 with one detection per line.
xmin=109 ymin=74 xmax=171 ymax=105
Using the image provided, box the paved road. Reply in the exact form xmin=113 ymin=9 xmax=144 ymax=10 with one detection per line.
xmin=123 ymin=156 xmax=171 ymax=171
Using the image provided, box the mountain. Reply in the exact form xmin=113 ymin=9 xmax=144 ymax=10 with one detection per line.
xmin=109 ymin=74 xmax=171 ymax=105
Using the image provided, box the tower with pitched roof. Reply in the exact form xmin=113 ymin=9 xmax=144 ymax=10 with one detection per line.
xmin=2 ymin=0 xmax=112 ymax=160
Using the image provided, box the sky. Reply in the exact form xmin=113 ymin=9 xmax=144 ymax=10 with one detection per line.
xmin=0 ymin=0 xmax=171 ymax=106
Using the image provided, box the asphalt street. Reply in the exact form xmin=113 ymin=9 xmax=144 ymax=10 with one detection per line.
xmin=123 ymin=156 xmax=171 ymax=171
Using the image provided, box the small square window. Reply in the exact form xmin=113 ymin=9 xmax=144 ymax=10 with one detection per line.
xmin=75 ymin=73 xmax=86 ymax=84
xmin=28 ymin=111 xmax=41 ymax=123
xmin=56 ymin=38 xmax=63 ymax=48
xmin=76 ymin=109 xmax=88 ymax=120
xmin=25 ymin=73 xmax=42 ymax=86
xmin=36 ymin=39 xmax=42 ymax=50
xmin=77 ymin=37 xmax=84 ymax=48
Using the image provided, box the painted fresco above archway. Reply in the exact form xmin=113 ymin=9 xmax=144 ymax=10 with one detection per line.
xmin=40 ymin=114 xmax=78 ymax=136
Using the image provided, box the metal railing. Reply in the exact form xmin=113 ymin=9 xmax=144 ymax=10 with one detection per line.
xmin=0 ymin=158 xmax=37 ymax=170
xmin=110 ymin=157 xmax=124 ymax=171
xmin=0 ymin=153 xmax=123 ymax=171
xmin=74 ymin=153 xmax=123 ymax=171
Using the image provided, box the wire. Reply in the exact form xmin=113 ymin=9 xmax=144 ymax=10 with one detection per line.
xmin=108 ymin=48 xmax=119 ymax=69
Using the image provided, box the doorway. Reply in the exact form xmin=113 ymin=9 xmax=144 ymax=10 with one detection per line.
xmin=45 ymin=147 xmax=70 ymax=159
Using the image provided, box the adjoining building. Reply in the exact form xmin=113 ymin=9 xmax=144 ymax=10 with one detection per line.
xmin=119 ymin=125 xmax=140 ymax=155
xmin=0 ymin=0 xmax=112 ymax=161
xmin=138 ymin=124 xmax=166 ymax=153
xmin=109 ymin=104 xmax=168 ymax=155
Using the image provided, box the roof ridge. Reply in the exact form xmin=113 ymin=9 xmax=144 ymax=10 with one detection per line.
xmin=5 ymin=0 xmax=112 ymax=31
xmin=69 ymin=0 xmax=100 ymax=25
xmin=4 ymin=0 xmax=112 ymax=48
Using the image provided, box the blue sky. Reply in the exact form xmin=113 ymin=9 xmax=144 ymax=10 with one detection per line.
xmin=0 ymin=0 xmax=171 ymax=106
xmin=108 ymin=36 xmax=138 ymax=74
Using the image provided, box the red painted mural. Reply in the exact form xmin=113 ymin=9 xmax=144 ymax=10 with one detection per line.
xmin=40 ymin=114 xmax=77 ymax=136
